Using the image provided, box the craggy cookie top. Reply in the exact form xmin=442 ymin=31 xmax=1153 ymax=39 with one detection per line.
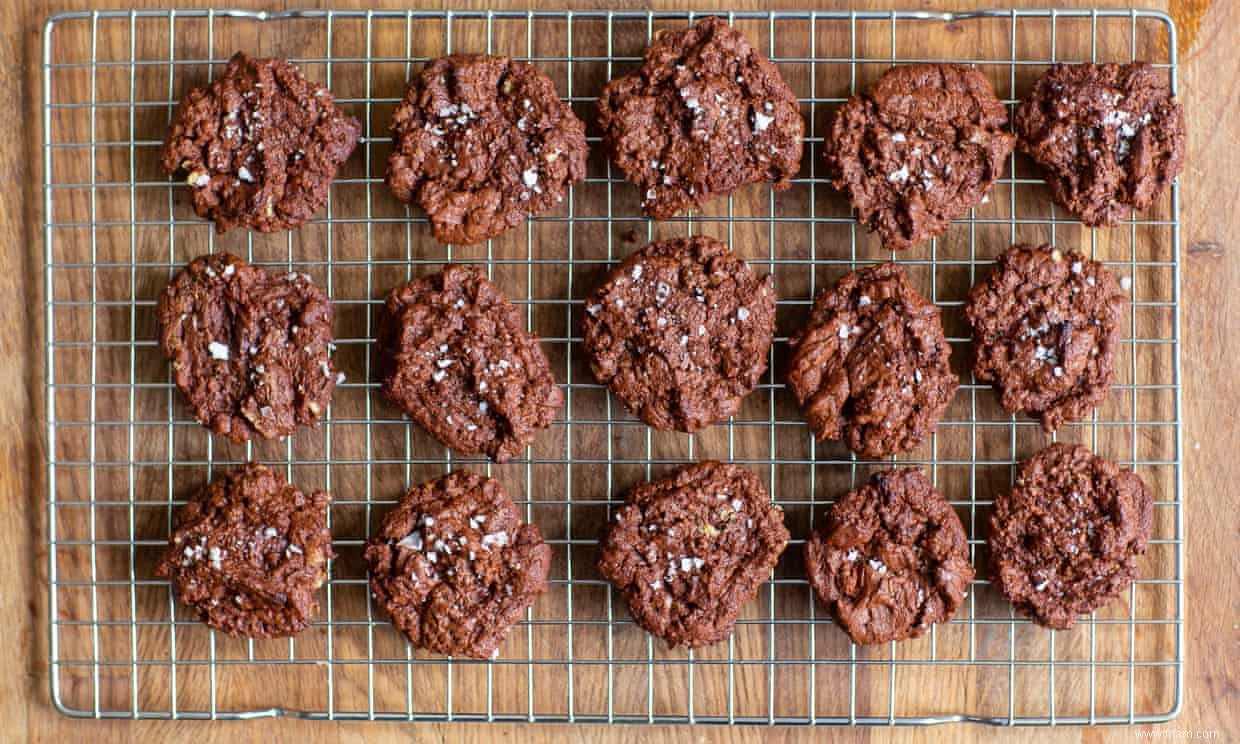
xmin=377 ymin=265 xmax=563 ymax=463
xmin=161 ymin=52 xmax=361 ymax=233
xmin=805 ymin=468 xmax=972 ymax=645
xmin=786 ymin=262 xmax=958 ymax=459
xmin=386 ymin=54 xmax=589 ymax=245
xmin=988 ymin=443 xmax=1152 ymax=629
xmin=155 ymin=463 xmax=334 ymax=638
xmin=581 ymin=236 xmax=776 ymax=433
xmin=1014 ymin=62 xmax=1185 ymax=227
xmin=824 ymin=63 xmax=1014 ymax=249
xmin=364 ymin=471 xmax=551 ymax=658
xmin=598 ymin=16 xmax=804 ymax=219
xmin=965 ymin=244 xmax=1126 ymax=431
xmin=158 ymin=252 xmax=340 ymax=443
xmin=598 ymin=461 xmax=789 ymax=648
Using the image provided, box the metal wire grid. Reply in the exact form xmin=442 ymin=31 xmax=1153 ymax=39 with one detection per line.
xmin=43 ymin=8 xmax=1183 ymax=725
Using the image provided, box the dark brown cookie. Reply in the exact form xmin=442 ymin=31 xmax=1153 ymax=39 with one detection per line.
xmin=581 ymin=236 xmax=776 ymax=433
xmin=597 ymin=461 xmax=789 ymax=648
xmin=155 ymin=463 xmax=334 ymax=638
xmin=598 ymin=16 xmax=804 ymax=219
xmin=386 ymin=54 xmax=589 ymax=245
xmin=161 ymin=52 xmax=361 ymax=233
xmin=158 ymin=253 xmax=340 ymax=443
xmin=965 ymin=244 xmax=1126 ymax=431
xmin=1014 ymin=62 xmax=1185 ymax=227
xmin=988 ymin=443 xmax=1152 ymax=629
xmin=824 ymin=63 xmax=1014 ymax=250
xmin=377 ymin=265 xmax=563 ymax=463
xmin=364 ymin=471 xmax=551 ymax=659
xmin=805 ymin=468 xmax=972 ymax=645
xmin=786 ymin=263 xmax=958 ymax=459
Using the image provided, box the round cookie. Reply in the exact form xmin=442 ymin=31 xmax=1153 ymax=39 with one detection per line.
xmin=824 ymin=63 xmax=1014 ymax=250
xmin=364 ymin=471 xmax=551 ymax=658
xmin=155 ymin=463 xmax=334 ymax=638
xmin=158 ymin=252 xmax=340 ymax=443
xmin=597 ymin=15 xmax=804 ymax=219
xmin=805 ymin=468 xmax=972 ymax=645
xmin=581 ymin=236 xmax=776 ymax=433
xmin=161 ymin=52 xmax=361 ymax=233
xmin=377 ymin=265 xmax=563 ymax=463
xmin=965 ymin=244 xmax=1126 ymax=431
xmin=786 ymin=262 xmax=958 ymax=459
xmin=1014 ymin=62 xmax=1185 ymax=227
xmin=386 ymin=54 xmax=589 ymax=245
xmin=597 ymin=461 xmax=789 ymax=648
xmin=988 ymin=443 xmax=1152 ymax=629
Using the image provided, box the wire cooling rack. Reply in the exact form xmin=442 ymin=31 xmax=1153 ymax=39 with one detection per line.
xmin=43 ymin=7 xmax=1183 ymax=725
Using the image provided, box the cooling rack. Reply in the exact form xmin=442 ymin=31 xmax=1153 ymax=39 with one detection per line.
xmin=43 ymin=7 xmax=1183 ymax=725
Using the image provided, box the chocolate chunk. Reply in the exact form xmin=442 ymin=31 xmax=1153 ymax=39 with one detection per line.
xmin=598 ymin=16 xmax=804 ymax=219
xmin=988 ymin=443 xmax=1152 ymax=629
xmin=597 ymin=461 xmax=789 ymax=648
xmin=786 ymin=262 xmax=958 ymax=458
xmin=158 ymin=252 xmax=338 ymax=443
xmin=161 ymin=52 xmax=361 ymax=233
xmin=581 ymin=236 xmax=776 ymax=433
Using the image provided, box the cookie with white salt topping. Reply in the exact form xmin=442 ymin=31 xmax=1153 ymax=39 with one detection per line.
xmin=597 ymin=16 xmax=804 ymax=219
xmin=581 ymin=236 xmax=776 ymax=433
xmin=155 ymin=463 xmax=334 ymax=638
xmin=1014 ymin=62 xmax=1185 ymax=227
xmin=158 ymin=252 xmax=340 ymax=443
xmin=386 ymin=54 xmax=588 ymax=245
xmin=161 ymin=52 xmax=361 ymax=233
xmin=805 ymin=468 xmax=972 ymax=645
xmin=364 ymin=470 xmax=551 ymax=658
xmin=988 ymin=443 xmax=1152 ymax=629
xmin=597 ymin=461 xmax=789 ymax=648
xmin=377 ymin=265 xmax=563 ymax=463
xmin=965 ymin=244 xmax=1127 ymax=431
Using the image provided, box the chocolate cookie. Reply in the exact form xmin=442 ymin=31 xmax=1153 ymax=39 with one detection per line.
xmin=824 ymin=63 xmax=1014 ymax=250
xmin=386 ymin=54 xmax=589 ymax=245
xmin=786 ymin=263 xmax=958 ymax=459
xmin=965 ymin=244 xmax=1126 ymax=431
xmin=155 ymin=463 xmax=334 ymax=638
xmin=161 ymin=52 xmax=361 ymax=233
xmin=364 ymin=471 xmax=551 ymax=658
xmin=988 ymin=443 xmax=1152 ymax=629
xmin=581 ymin=236 xmax=776 ymax=432
xmin=1014 ymin=62 xmax=1185 ymax=227
xmin=597 ymin=16 xmax=804 ymax=219
xmin=597 ymin=461 xmax=789 ymax=648
xmin=377 ymin=265 xmax=563 ymax=463
xmin=158 ymin=253 xmax=340 ymax=443
xmin=805 ymin=468 xmax=972 ymax=645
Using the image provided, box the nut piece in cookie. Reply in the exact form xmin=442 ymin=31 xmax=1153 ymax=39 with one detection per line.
xmin=364 ymin=471 xmax=551 ymax=658
xmin=787 ymin=262 xmax=958 ymax=458
xmin=805 ymin=468 xmax=972 ymax=645
xmin=582 ymin=236 xmax=776 ymax=433
xmin=598 ymin=16 xmax=804 ymax=219
xmin=988 ymin=443 xmax=1152 ymax=629
xmin=377 ymin=265 xmax=563 ymax=463
xmin=965 ymin=244 xmax=1126 ymax=431
xmin=155 ymin=463 xmax=334 ymax=638
xmin=161 ymin=52 xmax=361 ymax=233
xmin=597 ymin=461 xmax=789 ymax=648
xmin=158 ymin=252 xmax=339 ymax=443
xmin=824 ymin=63 xmax=1014 ymax=249
xmin=386 ymin=54 xmax=589 ymax=245
xmin=1015 ymin=62 xmax=1185 ymax=227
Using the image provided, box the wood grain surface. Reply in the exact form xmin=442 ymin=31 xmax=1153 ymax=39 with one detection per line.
xmin=3 ymin=0 xmax=1237 ymax=742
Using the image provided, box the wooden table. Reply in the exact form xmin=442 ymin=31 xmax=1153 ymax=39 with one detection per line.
xmin=3 ymin=0 xmax=1236 ymax=741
